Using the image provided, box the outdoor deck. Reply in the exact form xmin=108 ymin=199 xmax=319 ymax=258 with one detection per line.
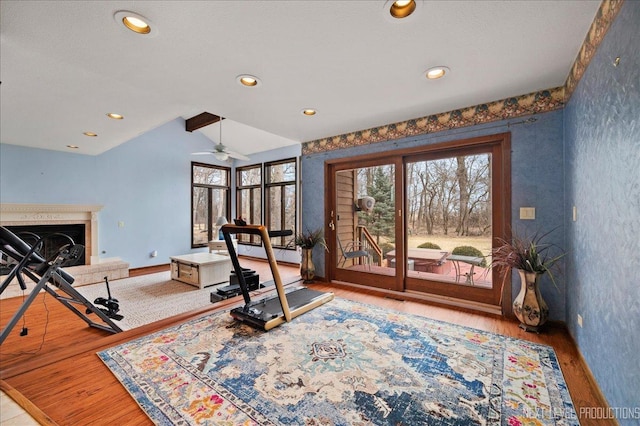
xmin=347 ymin=259 xmax=492 ymax=288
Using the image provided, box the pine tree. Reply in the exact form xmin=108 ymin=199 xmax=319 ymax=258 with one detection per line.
xmin=363 ymin=166 xmax=395 ymax=244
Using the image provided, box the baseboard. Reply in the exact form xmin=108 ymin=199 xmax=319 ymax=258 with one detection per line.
xmin=564 ymin=331 xmax=616 ymax=424
xmin=129 ymin=264 xmax=170 ymax=277
xmin=129 ymin=255 xmax=297 ymax=278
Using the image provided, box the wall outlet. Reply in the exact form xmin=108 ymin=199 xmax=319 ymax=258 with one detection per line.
xmin=150 ymin=250 xmax=158 ymax=258
xmin=577 ymin=314 xmax=583 ymax=328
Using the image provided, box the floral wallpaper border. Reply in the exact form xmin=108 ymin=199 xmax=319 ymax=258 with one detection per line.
xmin=564 ymin=0 xmax=624 ymax=101
xmin=302 ymin=0 xmax=624 ymax=156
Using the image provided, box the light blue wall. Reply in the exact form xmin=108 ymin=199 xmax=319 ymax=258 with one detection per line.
xmin=0 ymin=144 xmax=101 ymax=204
xmin=93 ymin=118 xmax=221 ymax=266
xmin=1 ymin=118 xmax=229 ymax=267
xmin=564 ymin=0 xmax=639 ymax=417
xmin=301 ymin=110 xmax=567 ymax=320
xmin=0 ymin=120 xmax=302 ymax=267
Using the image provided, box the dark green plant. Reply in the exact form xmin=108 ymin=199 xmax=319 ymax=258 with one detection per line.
xmin=380 ymin=242 xmax=395 ymax=256
xmin=452 ymin=245 xmax=487 ymax=267
xmin=362 ymin=167 xmax=395 ymax=244
xmin=490 ymin=228 xmax=565 ymax=289
xmin=293 ymin=228 xmax=328 ymax=251
xmin=417 ymin=242 xmax=441 ymax=250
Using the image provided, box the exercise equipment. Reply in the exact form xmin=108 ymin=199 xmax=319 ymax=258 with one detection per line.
xmin=210 ymin=267 xmax=261 ymax=303
xmin=0 ymin=227 xmax=122 ymax=345
xmin=221 ymin=223 xmax=334 ymax=331
xmin=89 ymin=276 xmax=123 ymax=321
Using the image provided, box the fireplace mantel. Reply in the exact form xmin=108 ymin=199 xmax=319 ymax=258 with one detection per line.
xmin=0 ymin=203 xmax=103 ymax=264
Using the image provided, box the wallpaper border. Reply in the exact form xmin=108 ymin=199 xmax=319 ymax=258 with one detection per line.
xmin=564 ymin=0 xmax=625 ymax=101
xmin=302 ymin=0 xmax=624 ymax=156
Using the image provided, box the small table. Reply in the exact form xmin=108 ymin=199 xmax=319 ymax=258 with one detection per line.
xmin=447 ymin=255 xmax=484 ymax=285
xmin=208 ymin=239 xmax=238 ymax=255
xmin=386 ymin=248 xmax=449 ymax=273
xmin=170 ymin=252 xmax=231 ymax=289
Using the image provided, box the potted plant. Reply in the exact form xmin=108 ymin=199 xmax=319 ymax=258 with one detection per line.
xmin=293 ymin=228 xmax=328 ymax=282
xmin=491 ymin=228 xmax=565 ymax=332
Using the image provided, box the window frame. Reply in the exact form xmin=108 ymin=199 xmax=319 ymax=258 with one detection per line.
xmin=191 ymin=161 xmax=231 ymax=248
xmin=236 ymin=164 xmax=263 ymax=246
xmin=264 ymin=158 xmax=297 ymax=249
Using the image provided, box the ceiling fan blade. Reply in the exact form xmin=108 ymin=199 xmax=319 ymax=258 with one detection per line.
xmin=191 ymin=151 xmax=214 ymax=155
xmin=226 ymin=150 xmax=250 ymax=161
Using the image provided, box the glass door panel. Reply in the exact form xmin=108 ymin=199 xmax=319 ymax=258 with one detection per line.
xmin=332 ymin=164 xmax=399 ymax=290
xmin=404 ymin=151 xmax=496 ymax=302
xmin=326 ymin=133 xmax=510 ymax=308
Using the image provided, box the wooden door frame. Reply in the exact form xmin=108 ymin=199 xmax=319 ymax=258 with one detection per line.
xmin=324 ymin=132 xmax=511 ymax=312
xmin=325 ymin=157 xmax=403 ymax=291
xmin=402 ymin=133 xmax=511 ymax=308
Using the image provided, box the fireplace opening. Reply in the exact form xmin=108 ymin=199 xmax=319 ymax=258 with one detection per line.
xmin=1 ymin=224 xmax=86 ymax=274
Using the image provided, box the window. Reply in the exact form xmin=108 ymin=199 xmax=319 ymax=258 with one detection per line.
xmin=191 ymin=162 xmax=230 ymax=247
xmin=265 ymin=158 xmax=297 ymax=248
xmin=236 ymin=164 xmax=262 ymax=245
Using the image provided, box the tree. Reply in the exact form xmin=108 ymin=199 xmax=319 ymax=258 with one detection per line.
xmin=456 ymin=156 xmax=470 ymax=236
xmin=363 ymin=166 xmax=395 ymax=244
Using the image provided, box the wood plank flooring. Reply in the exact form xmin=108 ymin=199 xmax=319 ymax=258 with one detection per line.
xmin=0 ymin=259 xmax=614 ymax=425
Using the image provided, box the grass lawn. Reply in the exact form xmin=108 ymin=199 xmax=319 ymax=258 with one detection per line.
xmin=406 ymin=233 xmax=492 ymax=256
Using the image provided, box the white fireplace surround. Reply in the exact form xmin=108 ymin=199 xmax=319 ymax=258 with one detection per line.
xmin=0 ymin=203 xmax=102 ymax=265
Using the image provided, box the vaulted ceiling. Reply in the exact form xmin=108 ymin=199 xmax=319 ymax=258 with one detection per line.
xmin=0 ymin=1 xmax=600 ymax=156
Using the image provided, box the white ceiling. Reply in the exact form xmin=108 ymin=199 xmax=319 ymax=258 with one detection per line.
xmin=0 ymin=1 xmax=600 ymax=157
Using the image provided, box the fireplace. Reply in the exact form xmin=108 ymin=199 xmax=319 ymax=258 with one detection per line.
xmin=0 ymin=203 xmax=102 ymax=265
xmin=0 ymin=203 xmax=131 ymax=288
xmin=4 ymin=223 xmax=87 ymax=266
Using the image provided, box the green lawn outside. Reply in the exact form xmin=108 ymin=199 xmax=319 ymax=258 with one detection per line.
xmin=406 ymin=234 xmax=492 ymax=256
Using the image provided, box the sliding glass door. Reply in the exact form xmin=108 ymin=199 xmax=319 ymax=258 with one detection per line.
xmin=326 ymin=133 xmax=510 ymax=308
xmin=328 ymin=159 xmax=403 ymax=291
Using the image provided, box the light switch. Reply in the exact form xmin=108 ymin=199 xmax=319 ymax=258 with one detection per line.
xmin=519 ymin=207 xmax=536 ymax=220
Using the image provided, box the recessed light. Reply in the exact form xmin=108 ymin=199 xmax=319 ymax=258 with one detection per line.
xmin=302 ymin=109 xmax=317 ymax=116
xmin=83 ymin=132 xmax=98 ymax=137
xmin=67 ymin=145 xmax=79 ymax=149
xmin=237 ymin=74 xmax=261 ymax=87
xmin=114 ymin=11 xmax=157 ymax=36
xmin=425 ymin=66 xmax=450 ymax=80
xmin=389 ymin=0 xmax=416 ymax=19
xmin=107 ymin=113 xmax=124 ymax=120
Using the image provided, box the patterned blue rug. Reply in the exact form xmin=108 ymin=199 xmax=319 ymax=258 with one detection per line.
xmin=98 ymin=297 xmax=578 ymax=425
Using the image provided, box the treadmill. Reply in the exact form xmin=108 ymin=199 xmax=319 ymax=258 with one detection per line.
xmin=221 ymin=223 xmax=334 ymax=331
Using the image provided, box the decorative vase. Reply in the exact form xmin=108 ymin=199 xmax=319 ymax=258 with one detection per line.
xmin=513 ymin=269 xmax=549 ymax=332
xmin=300 ymin=248 xmax=315 ymax=282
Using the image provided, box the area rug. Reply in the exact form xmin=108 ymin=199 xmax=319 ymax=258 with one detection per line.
xmin=75 ymin=271 xmax=217 ymax=330
xmin=98 ymin=297 xmax=578 ymax=425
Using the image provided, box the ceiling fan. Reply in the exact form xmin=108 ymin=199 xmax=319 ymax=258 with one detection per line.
xmin=190 ymin=114 xmax=249 ymax=161
xmin=192 ymin=142 xmax=249 ymax=161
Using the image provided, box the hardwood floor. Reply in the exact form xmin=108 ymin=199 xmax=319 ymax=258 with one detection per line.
xmin=0 ymin=259 xmax=614 ymax=425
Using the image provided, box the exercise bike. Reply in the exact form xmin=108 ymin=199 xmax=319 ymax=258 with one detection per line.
xmin=88 ymin=276 xmax=123 ymax=321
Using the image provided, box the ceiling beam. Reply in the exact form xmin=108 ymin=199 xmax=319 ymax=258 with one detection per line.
xmin=185 ymin=112 xmax=224 ymax=132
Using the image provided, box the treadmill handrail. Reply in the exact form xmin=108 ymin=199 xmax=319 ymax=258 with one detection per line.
xmin=221 ymin=224 xmax=292 ymax=238
xmin=221 ymin=224 xmax=293 ymax=322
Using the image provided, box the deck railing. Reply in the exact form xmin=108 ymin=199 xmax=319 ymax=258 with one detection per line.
xmin=357 ymin=225 xmax=382 ymax=266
